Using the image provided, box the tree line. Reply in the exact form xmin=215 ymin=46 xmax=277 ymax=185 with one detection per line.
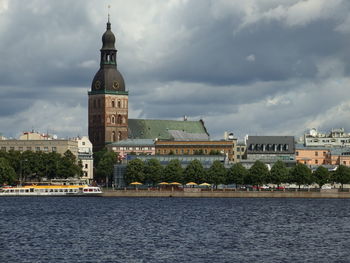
xmin=0 ymin=150 xmax=82 ymax=185
xmin=125 ymin=159 xmax=350 ymax=189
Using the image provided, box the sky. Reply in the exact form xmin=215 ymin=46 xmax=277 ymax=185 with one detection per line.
xmin=1 ymin=0 xmax=350 ymax=140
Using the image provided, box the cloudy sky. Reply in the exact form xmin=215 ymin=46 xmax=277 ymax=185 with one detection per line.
xmin=1 ymin=0 xmax=350 ymax=140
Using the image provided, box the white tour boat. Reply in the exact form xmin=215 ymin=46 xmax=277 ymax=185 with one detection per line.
xmin=0 ymin=180 xmax=103 ymax=196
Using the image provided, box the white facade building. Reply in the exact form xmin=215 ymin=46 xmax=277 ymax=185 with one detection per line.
xmin=304 ymin=128 xmax=350 ymax=147
xmin=75 ymin=136 xmax=94 ymax=182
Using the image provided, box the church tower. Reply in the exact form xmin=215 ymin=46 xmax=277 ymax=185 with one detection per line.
xmin=88 ymin=16 xmax=128 ymax=151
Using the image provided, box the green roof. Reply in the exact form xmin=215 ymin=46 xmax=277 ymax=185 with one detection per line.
xmin=128 ymin=119 xmax=209 ymax=140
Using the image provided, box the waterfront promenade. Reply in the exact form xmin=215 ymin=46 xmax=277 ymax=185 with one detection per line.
xmin=102 ymin=188 xmax=350 ymax=198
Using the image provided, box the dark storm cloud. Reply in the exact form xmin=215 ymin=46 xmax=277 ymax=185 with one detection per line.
xmin=1 ymin=0 xmax=350 ymax=139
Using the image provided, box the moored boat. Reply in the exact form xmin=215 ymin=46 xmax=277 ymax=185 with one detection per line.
xmin=0 ymin=182 xmax=102 ymax=196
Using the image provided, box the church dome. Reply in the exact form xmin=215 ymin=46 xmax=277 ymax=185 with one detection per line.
xmin=101 ymin=22 xmax=116 ymax=50
xmin=91 ymin=67 xmax=125 ymax=92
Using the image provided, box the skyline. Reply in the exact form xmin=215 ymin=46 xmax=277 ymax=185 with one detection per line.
xmin=1 ymin=0 xmax=350 ymax=139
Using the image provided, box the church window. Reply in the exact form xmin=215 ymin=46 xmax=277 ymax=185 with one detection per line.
xmin=111 ymin=115 xmax=115 ymax=124
xmin=112 ymin=100 xmax=115 ymax=107
xmin=118 ymin=100 xmax=121 ymax=108
xmin=118 ymin=131 xmax=122 ymax=141
xmin=117 ymin=115 xmax=122 ymax=124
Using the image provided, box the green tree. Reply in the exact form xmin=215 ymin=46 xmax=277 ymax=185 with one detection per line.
xmin=207 ymin=160 xmax=227 ymax=188
xmin=184 ymin=160 xmax=205 ymax=184
xmin=45 ymin=152 xmax=62 ymax=179
xmin=227 ymin=163 xmax=248 ymax=187
xmin=0 ymin=158 xmax=17 ymax=185
xmin=144 ymin=159 xmax=163 ymax=186
xmin=95 ymin=151 xmax=118 ymax=184
xmin=125 ymin=158 xmax=145 ymax=184
xmin=162 ymin=159 xmax=183 ymax=183
xmin=249 ymin=160 xmax=270 ymax=187
xmin=290 ymin=163 xmax=312 ymax=189
xmin=270 ymin=160 xmax=288 ymax=187
xmin=314 ymin=166 xmax=330 ymax=189
xmin=56 ymin=150 xmax=82 ymax=179
xmin=335 ymin=165 xmax=350 ymax=190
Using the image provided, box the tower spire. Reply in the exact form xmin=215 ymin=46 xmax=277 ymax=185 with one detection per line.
xmin=107 ymin=5 xmax=111 ymax=29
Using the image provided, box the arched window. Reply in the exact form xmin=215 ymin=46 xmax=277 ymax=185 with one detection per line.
xmin=118 ymin=131 xmax=122 ymax=141
xmin=117 ymin=115 xmax=122 ymax=124
xmin=112 ymin=100 xmax=115 ymax=108
xmin=111 ymin=115 xmax=115 ymax=124
xmin=118 ymin=100 xmax=121 ymax=108
xmin=112 ymin=131 xmax=116 ymax=142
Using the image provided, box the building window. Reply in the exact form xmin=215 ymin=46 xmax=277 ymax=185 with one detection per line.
xmin=35 ymin=147 xmax=40 ymax=152
xmin=82 ymin=142 xmax=85 ymax=146
xmin=10 ymin=147 xmax=14 ymax=151
xmin=112 ymin=100 xmax=115 ymax=108
xmin=296 ymin=151 xmax=299 ymax=156
xmin=27 ymin=147 xmax=32 ymax=151
xmin=112 ymin=131 xmax=116 ymax=142
xmin=117 ymin=115 xmax=122 ymax=124
xmin=44 ymin=147 xmax=48 ymax=152
xmin=85 ymin=164 xmax=88 ymax=169
xmin=323 ymin=152 xmax=326 ymax=156
xmin=19 ymin=147 xmax=23 ymax=151
xmin=344 ymin=161 xmax=347 ymax=165
xmin=97 ymin=99 xmax=101 ymax=108
xmin=111 ymin=115 xmax=115 ymax=124
xmin=315 ymin=152 xmax=318 ymax=156
xmin=52 ymin=147 xmax=57 ymax=152
xmin=118 ymin=100 xmax=121 ymax=108
xmin=237 ymin=155 xmax=240 ymax=159
xmin=1 ymin=147 xmax=6 ymax=151
xmin=118 ymin=131 xmax=122 ymax=141
xmin=315 ymin=160 xmax=318 ymax=164
xmin=93 ymin=100 xmax=96 ymax=108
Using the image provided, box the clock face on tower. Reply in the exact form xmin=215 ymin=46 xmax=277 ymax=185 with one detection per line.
xmin=95 ymin=80 xmax=101 ymax=90
xmin=113 ymin=81 xmax=119 ymax=90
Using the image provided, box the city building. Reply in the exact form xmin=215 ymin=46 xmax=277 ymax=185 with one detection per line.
xmin=242 ymin=136 xmax=296 ymax=168
xmin=235 ymin=142 xmax=247 ymax=162
xmin=303 ymin=128 xmax=350 ymax=147
xmin=329 ymin=147 xmax=350 ymax=166
xmin=155 ymin=140 xmax=236 ymax=162
xmin=107 ymin=139 xmax=156 ymax=157
xmin=0 ymin=137 xmax=78 ymax=156
xmin=75 ymin=136 xmax=94 ymax=182
xmin=295 ymin=145 xmax=330 ymax=165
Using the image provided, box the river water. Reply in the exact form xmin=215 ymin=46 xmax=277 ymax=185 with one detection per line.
xmin=0 ymin=197 xmax=350 ymax=263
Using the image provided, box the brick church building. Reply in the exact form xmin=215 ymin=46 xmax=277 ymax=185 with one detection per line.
xmin=88 ymin=17 xmax=209 ymax=152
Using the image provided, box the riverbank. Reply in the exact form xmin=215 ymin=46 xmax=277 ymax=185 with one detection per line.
xmin=102 ymin=189 xmax=350 ymax=198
